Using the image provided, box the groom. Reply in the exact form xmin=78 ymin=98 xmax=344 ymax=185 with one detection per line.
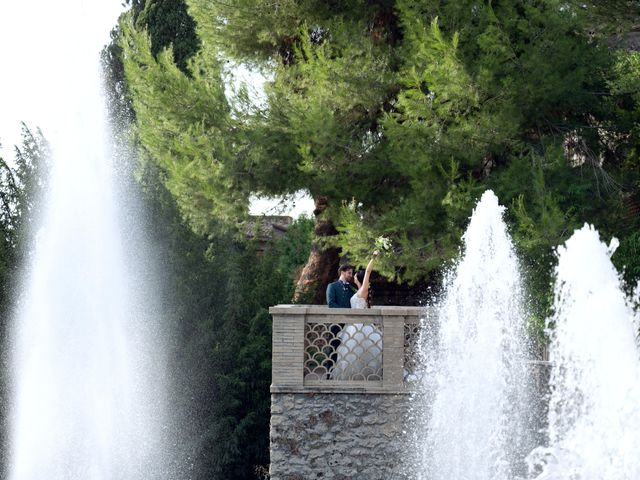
xmin=324 ymin=264 xmax=355 ymax=377
xmin=326 ymin=264 xmax=356 ymax=308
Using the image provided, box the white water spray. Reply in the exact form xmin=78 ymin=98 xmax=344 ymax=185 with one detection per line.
xmin=528 ymin=224 xmax=640 ymax=479
xmin=417 ymin=190 xmax=532 ymax=479
xmin=7 ymin=5 xmax=172 ymax=480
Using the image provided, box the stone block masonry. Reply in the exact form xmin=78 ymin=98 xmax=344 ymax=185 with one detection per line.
xmin=270 ymin=392 xmax=413 ymax=480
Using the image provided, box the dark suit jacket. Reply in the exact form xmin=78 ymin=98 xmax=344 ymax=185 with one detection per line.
xmin=326 ymin=280 xmax=356 ymax=308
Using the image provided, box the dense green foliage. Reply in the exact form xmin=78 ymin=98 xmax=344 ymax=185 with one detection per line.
xmin=129 ymin=0 xmax=199 ymax=72
xmin=119 ymin=0 xmax=640 ymax=295
xmin=0 ymin=125 xmax=50 ymax=312
xmin=103 ymin=4 xmax=315 ymax=475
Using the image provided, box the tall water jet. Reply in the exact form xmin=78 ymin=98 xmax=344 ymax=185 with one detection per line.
xmin=7 ymin=3 xmax=173 ymax=479
xmin=416 ymin=190 xmax=532 ymax=479
xmin=528 ymin=224 xmax=640 ymax=479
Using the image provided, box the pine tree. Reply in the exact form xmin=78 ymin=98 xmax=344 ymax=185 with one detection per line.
xmin=120 ymin=0 xmax=640 ymax=317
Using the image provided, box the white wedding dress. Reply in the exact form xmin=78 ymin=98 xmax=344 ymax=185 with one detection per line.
xmin=331 ymin=291 xmax=383 ymax=380
xmin=350 ymin=293 xmax=367 ymax=309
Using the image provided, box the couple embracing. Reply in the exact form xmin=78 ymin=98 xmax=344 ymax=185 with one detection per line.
xmin=326 ymin=251 xmax=378 ymax=309
xmin=325 ymin=251 xmax=381 ymax=380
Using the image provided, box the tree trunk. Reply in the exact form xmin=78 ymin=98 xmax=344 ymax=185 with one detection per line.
xmin=293 ymin=196 xmax=340 ymax=304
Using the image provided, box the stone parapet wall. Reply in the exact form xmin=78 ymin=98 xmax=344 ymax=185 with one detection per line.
xmin=270 ymin=305 xmax=425 ymax=394
xmin=270 ymin=392 xmax=413 ymax=480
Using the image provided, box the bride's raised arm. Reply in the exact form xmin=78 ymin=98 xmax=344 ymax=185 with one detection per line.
xmin=358 ymin=251 xmax=378 ymax=298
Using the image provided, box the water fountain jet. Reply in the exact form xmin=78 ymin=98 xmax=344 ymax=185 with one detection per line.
xmin=528 ymin=224 xmax=640 ymax=480
xmin=7 ymin=6 xmax=173 ymax=480
xmin=415 ymin=190 xmax=533 ymax=480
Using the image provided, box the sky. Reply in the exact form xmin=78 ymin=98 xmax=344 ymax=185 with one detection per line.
xmin=0 ymin=0 xmax=124 ymax=159
xmin=0 ymin=0 xmax=314 ymax=218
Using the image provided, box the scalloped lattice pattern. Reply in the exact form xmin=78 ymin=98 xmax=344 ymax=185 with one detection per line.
xmin=403 ymin=322 xmax=421 ymax=382
xmin=304 ymin=322 xmax=383 ymax=381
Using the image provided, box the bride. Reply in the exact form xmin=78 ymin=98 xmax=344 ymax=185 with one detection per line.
xmin=350 ymin=254 xmax=375 ymax=309
xmin=332 ymin=252 xmax=383 ymax=380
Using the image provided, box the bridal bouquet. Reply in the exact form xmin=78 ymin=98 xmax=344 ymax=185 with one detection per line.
xmin=375 ymin=235 xmax=392 ymax=254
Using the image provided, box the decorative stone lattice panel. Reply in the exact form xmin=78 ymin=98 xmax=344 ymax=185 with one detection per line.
xmin=403 ymin=321 xmax=421 ymax=382
xmin=304 ymin=322 xmax=383 ymax=382
xmin=270 ymin=305 xmax=427 ymax=393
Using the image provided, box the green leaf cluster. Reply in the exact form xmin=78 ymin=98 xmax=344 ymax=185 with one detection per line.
xmin=121 ymin=18 xmax=247 ymax=231
xmin=130 ymin=0 xmax=199 ymax=72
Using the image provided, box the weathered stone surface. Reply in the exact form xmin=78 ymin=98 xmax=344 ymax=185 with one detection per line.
xmin=270 ymin=393 xmax=412 ymax=480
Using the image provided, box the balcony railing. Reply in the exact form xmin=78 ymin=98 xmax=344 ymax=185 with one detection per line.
xmin=270 ymin=305 xmax=426 ymax=394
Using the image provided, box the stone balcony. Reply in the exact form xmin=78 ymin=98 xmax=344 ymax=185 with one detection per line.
xmin=268 ymin=305 xmax=428 ymax=480
xmin=270 ymin=304 xmax=426 ymax=395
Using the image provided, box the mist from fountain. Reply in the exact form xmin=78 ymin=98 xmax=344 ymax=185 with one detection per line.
xmin=7 ymin=7 xmax=174 ymax=480
xmin=527 ymin=224 xmax=640 ymax=479
xmin=414 ymin=190 xmax=533 ymax=480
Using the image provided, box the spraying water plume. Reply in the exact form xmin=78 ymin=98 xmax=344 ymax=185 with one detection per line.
xmin=7 ymin=6 xmax=173 ymax=479
xmin=528 ymin=224 xmax=640 ymax=479
xmin=416 ymin=190 xmax=533 ymax=480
